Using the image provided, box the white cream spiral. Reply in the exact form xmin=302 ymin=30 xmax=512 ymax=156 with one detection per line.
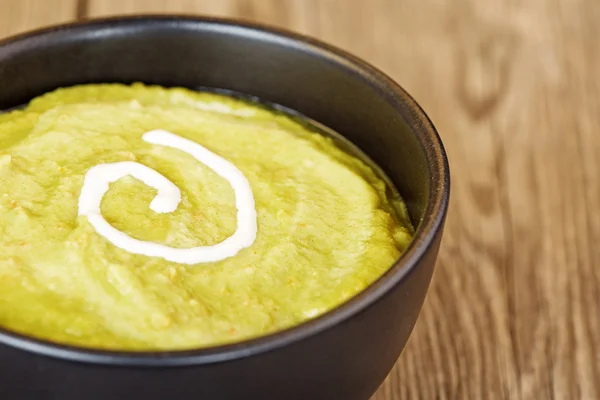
xmin=77 ymin=129 xmax=257 ymax=265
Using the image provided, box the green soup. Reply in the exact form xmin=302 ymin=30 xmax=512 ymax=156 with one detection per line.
xmin=0 ymin=83 xmax=413 ymax=350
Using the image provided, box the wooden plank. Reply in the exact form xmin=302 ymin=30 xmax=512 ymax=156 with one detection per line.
xmin=3 ymin=0 xmax=600 ymax=398
xmin=87 ymin=0 xmax=314 ymax=31
xmin=0 ymin=0 xmax=77 ymax=38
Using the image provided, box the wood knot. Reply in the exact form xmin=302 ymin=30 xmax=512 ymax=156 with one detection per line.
xmin=456 ymin=30 xmax=518 ymax=121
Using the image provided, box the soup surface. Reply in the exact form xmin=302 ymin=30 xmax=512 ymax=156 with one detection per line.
xmin=0 ymin=84 xmax=412 ymax=350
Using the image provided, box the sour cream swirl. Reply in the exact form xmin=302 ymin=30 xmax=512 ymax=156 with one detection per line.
xmin=78 ymin=129 xmax=257 ymax=264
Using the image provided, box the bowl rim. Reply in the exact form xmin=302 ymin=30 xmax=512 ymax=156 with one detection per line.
xmin=0 ymin=14 xmax=450 ymax=367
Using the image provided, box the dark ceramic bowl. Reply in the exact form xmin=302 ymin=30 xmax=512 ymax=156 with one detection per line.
xmin=0 ymin=16 xmax=449 ymax=400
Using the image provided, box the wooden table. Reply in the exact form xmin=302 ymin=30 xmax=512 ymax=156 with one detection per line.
xmin=2 ymin=0 xmax=599 ymax=398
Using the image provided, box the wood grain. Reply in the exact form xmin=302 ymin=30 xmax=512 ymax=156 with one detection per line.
xmin=3 ymin=0 xmax=599 ymax=398
xmin=0 ymin=0 xmax=76 ymax=37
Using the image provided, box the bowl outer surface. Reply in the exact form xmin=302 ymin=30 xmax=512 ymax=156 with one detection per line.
xmin=0 ymin=16 xmax=449 ymax=400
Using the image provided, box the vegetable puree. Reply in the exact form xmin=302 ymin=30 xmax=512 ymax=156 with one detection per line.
xmin=0 ymin=83 xmax=413 ymax=350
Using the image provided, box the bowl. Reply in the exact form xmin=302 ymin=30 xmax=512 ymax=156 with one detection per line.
xmin=0 ymin=16 xmax=449 ymax=400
